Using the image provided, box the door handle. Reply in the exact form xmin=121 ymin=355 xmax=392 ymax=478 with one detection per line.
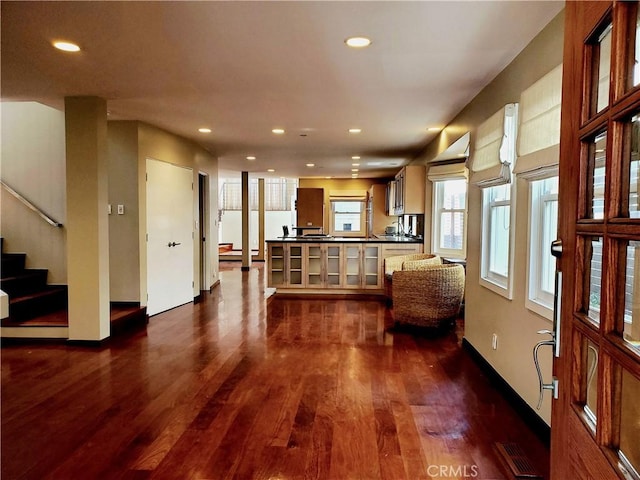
xmin=534 ymin=330 xmax=558 ymax=410
xmin=532 ymin=239 xmax=563 ymax=410
xmin=167 ymin=242 xmax=182 ymax=247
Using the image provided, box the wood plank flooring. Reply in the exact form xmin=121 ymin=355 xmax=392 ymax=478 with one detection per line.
xmin=1 ymin=262 xmax=549 ymax=479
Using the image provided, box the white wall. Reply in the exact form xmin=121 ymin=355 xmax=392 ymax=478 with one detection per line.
xmin=415 ymin=11 xmax=565 ymax=425
xmin=220 ymin=210 xmax=294 ymax=249
xmin=0 ymin=102 xmax=67 ymax=283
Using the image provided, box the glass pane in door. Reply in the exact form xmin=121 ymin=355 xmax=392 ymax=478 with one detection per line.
xmin=623 ymin=241 xmax=640 ymax=352
xmin=595 ymin=24 xmax=612 ymax=113
xmin=629 ymin=115 xmax=640 ymax=218
xmin=619 ymin=369 xmax=640 ymax=478
xmin=633 ymin=9 xmax=640 ymax=88
xmin=583 ymin=237 xmax=604 ymax=325
xmin=585 ymin=340 xmax=599 ymax=426
xmin=587 ymin=132 xmax=607 ymax=219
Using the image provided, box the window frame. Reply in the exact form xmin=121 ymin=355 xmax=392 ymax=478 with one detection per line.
xmin=526 ymin=176 xmax=559 ymax=320
xmin=329 ymin=199 xmax=366 ymax=237
xmin=480 ymin=183 xmax=515 ymax=299
xmin=431 ymin=178 xmax=468 ymax=259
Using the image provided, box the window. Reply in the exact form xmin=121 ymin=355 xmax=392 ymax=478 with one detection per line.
xmin=432 ymin=179 xmax=467 ymax=258
xmin=220 ymin=178 xmax=297 ymax=211
xmin=481 ymin=183 xmax=512 ymax=295
xmin=330 ymin=200 xmax=365 ymax=236
xmin=527 ymin=176 xmax=559 ymax=318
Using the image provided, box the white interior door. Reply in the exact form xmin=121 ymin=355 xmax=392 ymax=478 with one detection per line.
xmin=146 ymin=158 xmax=194 ymax=316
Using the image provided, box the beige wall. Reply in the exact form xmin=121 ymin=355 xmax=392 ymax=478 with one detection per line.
xmin=136 ymin=122 xmax=219 ymax=304
xmin=0 ymin=102 xmax=67 ymax=283
xmin=108 ymin=121 xmax=140 ymax=302
xmin=299 ymin=177 xmax=390 ymax=234
xmin=414 ymin=11 xmax=565 ymax=424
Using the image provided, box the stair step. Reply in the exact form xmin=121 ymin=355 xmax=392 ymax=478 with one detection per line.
xmin=1 ymin=269 xmax=49 ymax=297
xmin=8 ymin=286 xmax=68 ymax=321
xmin=1 ymin=253 xmax=27 ymax=277
xmin=2 ymin=304 xmax=147 ymax=333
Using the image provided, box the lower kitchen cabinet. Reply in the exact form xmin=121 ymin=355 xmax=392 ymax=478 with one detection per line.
xmin=344 ymin=244 xmax=382 ymax=289
xmin=267 ymin=243 xmax=305 ymax=287
xmin=306 ymin=244 xmax=342 ymax=287
xmin=266 ymin=240 xmax=422 ymax=293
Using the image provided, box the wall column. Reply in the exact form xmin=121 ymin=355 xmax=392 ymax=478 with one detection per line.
xmin=241 ymin=171 xmax=251 ymax=271
xmin=257 ymin=178 xmax=265 ymax=261
xmin=65 ymin=96 xmax=110 ymax=341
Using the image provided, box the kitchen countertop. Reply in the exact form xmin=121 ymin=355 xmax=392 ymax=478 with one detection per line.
xmin=266 ymin=234 xmax=423 ymax=243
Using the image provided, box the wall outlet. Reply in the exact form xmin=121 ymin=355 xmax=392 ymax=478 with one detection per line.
xmin=492 ymin=333 xmax=498 ymax=350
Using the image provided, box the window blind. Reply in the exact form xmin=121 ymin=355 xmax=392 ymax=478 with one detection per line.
xmin=514 ymin=65 xmax=563 ymax=180
xmin=470 ymin=103 xmax=518 ymax=187
xmin=427 ymin=162 xmax=468 ymax=182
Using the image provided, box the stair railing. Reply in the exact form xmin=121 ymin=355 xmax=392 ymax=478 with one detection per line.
xmin=0 ymin=180 xmax=63 ymax=228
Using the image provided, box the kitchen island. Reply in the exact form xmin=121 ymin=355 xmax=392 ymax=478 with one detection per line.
xmin=266 ymin=235 xmax=423 ymax=294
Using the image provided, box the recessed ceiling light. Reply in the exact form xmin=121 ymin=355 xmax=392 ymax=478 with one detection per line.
xmin=351 ymin=168 xmax=359 ymax=172
xmin=351 ymin=156 xmax=361 ymax=160
xmin=306 ymin=163 xmax=315 ymax=167
xmin=345 ymin=36 xmax=372 ymax=48
xmin=198 ymin=128 xmax=212 ymax=133
xmin=325 ymin=176 xmax=332 ymax=179
xmin=348 ymin=128 xmax=362 ymax=134
xmin=427 ymin=127 xmax=441 ymax=132
xmin=246 ymin=156 xmax=256 ymax=160
xmin=272 ymin=128 xmax=285 ymax=134
xmin=267 ymin=168 xmax=275 ymax=173
xmin=352 ymin=174 xmax=358 ymax=178
xmin=457 ymin=153 xmax=467 ymax=157
xmin=53 ymin=41 xmax=80 ymax=52
xmin=352 ymin=163 xmax=360 ymax=167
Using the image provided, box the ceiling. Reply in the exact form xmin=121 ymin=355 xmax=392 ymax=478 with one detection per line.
xmin=1 ymin=1 xmax=564 ymax=179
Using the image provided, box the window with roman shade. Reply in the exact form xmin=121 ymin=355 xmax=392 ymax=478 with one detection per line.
xmin=515 ymin=65 xmax=563 ymax=319
xmin=428 ymin=162 xmax=469 ymax=258
xmin=329 ymin=190 xmax=367 ymax=236
xmin=474 ymin=104 xmax=518 ymax=298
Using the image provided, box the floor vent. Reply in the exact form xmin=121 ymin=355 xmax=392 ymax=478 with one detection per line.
xmin=495 ymin=442 xmax=542 ymax=478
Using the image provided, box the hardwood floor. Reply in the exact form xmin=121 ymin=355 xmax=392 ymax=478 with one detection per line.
xmin=1 ymin=262 xmax=549 ymax=480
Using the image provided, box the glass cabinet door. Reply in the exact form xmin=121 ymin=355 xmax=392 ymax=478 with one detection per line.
xmin=326 ymin=245 xmax=342 ymax=287
xmin=307 ymin=245 xmax=322 ymax=286
xmin=363 ymin=244 xmax=381 ymax=288
xmin=288 ymin=245 xmax=304 ymax=286
xmin=345 ymin=245 xmax=361 ymax=288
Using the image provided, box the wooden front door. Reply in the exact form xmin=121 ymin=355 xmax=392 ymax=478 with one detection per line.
xmin=553 ymin=2 xmax=640 ymax=479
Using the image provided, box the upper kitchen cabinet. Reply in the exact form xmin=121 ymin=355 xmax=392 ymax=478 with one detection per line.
xmin=296 ymin=188 xmax=324 ymax=228
xmin=392 ymin=165 xmax=425 ymax=215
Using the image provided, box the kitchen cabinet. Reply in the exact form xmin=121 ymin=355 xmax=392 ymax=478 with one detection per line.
xmin=393 ymin=165 xmax=425 ymax=215
xmin=306 ymin=244 xmax=342 ymax=287
xmin=267 ymin=243 xmax=305 ymax=287
xmin=344 ymin=244 xmax=382 ymax=289
xmin=368 ymin=184 xmax=393 ymax=235
xmin=266 ymin=239 xmax=422 ymax=293
xmin=381 ymin=243 xmax=423 ymax=259
xmin=296 ymin=188 xmax=324 ymax=229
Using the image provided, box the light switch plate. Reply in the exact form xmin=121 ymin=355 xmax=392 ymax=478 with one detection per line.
xmin=117 ymin=204 xmax=125 ymax=215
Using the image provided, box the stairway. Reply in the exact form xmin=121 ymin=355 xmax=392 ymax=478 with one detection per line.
xmin=1 ymin=238 xmax=68 ymax=323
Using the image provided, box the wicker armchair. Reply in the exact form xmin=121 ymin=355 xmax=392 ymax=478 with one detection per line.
xmin=384 ymin=253 xmax=441 ymax=301
xmin=392 ymin=264 xmax=465 ymax=329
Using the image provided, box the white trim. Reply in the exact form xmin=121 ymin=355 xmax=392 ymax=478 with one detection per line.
xmin=480 ymin=183 xmax=515 ymax=300
xmin=431 ymin=178 xmax=467 ymax=259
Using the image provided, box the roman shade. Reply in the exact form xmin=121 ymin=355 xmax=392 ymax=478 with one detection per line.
xmin=470 ymin=103 xmax=518 ymax=187
xmin=513 ymin=65 xmax=563 ymax=180
xmin=329 ymin=190 xmax=367 ymax=201
xmin=427 ymin=162 xmax=469 ymax=182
